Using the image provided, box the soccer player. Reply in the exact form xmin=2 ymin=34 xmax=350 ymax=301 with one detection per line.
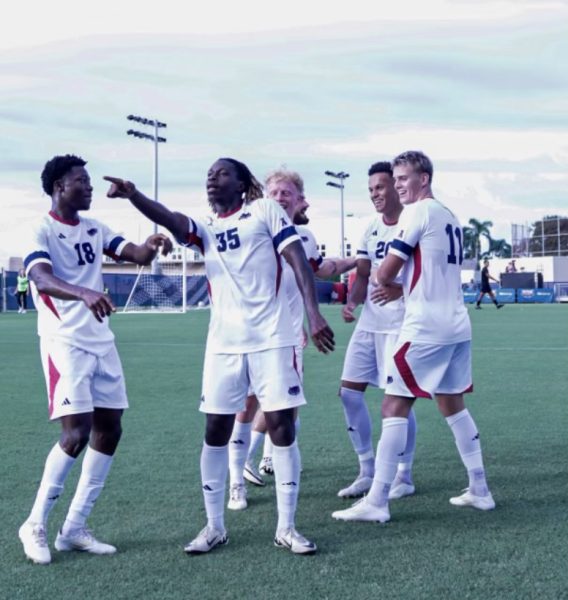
xmin=19 ymin=154 xmax=172 ymax=565
xmin=337 ymin=161 xmax=417 ymax=500
xmin=476 ymin=259 xmax=504 ymax=309
xmin=228 ymin=168 xmax=355 ymax=507
xmin=16 ymin=268 xmax=29 ymax=313
xmin=105 ymin=158 xmax=334 ymax=555
xmin=332 ymin=150 xmax=495 ymax=524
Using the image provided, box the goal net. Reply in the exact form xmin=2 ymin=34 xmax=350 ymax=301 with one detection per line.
xmin=123 ymin=246 xmax=189 ymax=313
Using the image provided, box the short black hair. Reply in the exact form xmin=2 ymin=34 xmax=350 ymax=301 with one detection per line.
xmin=368 ymin=161 xmax=393 ymax=177
xmin=41 ymin=154 xmax=87 ymax=195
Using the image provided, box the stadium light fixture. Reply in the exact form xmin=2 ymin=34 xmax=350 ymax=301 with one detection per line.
xmin=325 ymin=170 xmax=350 ymax=259
xmin=126 ymin=114 xmax=168 ymax=274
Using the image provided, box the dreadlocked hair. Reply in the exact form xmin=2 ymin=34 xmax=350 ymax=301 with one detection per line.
xmin=41 ymin=154 xmax=87 ymax=195
xmin=219 ymin=157 xmax=264 ymax=203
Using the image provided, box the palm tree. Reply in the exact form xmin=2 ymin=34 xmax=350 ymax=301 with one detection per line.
xmin=463 ymin=218 xmax=494 ymax=263
xmin=487 ymin=238 xmax=512 ymax=258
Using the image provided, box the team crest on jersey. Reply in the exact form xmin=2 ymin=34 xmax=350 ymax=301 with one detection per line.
xmin=398 ymin=230 xmax=404 ymax=237
xmin=87 ymin=228 xmax=98 ymax=236
xmin=280 ymin=218 xmax=288 ymax=226
xmin=238 ymin=212 xmax=251 ymax=220
xmin=371 ymin=230 xmax=378 ymax=236
xmin=58 ymin=233 xmax=66 ymax=239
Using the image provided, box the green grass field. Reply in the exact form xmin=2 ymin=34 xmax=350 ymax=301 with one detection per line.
xmin=1 ymin=304 xmax=567 ymax=600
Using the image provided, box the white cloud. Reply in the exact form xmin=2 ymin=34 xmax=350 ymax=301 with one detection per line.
xmin=318 ymin=127 xmax=568 ymax=165
xmin=0 ymin=0 xmax=565 ymax=50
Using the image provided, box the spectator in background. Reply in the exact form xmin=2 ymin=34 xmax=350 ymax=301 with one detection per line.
xmin=505 ymin=260 xmax=517 ymax=273
xmin=476 ymin=259 xmax=504 ymax=309
xmin=16 ymin=268 xmax=29 ymax=313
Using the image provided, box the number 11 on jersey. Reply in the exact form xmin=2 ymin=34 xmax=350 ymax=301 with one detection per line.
xmin=445 ymin=224 xmax=463 ymax=265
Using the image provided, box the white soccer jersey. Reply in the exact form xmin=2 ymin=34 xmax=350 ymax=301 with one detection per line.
xmin=355 ymin=214 xmax=405 ymax=334
xmin=388 ymin=198 xmax=471 ymax=344
xmin=281 ymin=226 xmax=323 ymax=344
xmin=24 ymin=211 xmax=129 ymax=355
xmin=180 ymin=196 xmax=300 ymax=353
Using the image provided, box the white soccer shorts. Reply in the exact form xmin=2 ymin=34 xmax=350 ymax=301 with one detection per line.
xmin=384 ymin=339 xmax=473 ymax=399
xmin=201 ymin=346 xmax=306 ymax=415
xmin=40 ymin=339 xmax=128 ymax=421
xmin=341 ymin=329 xmax=399 ymax=389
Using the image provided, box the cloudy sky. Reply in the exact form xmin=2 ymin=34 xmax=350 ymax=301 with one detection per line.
xmin=1 ymin=0 xmax=567 ymax=266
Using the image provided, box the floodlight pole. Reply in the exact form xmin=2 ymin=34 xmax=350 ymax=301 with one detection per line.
xmin=325 ymin=170 xmax=350 ymax=259
xmin=127 ymin=114 xmax=167 ymax=274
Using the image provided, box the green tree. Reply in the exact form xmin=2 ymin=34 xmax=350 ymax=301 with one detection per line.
xmin=462 ymin=218 xmax=494 ymax=262
xmin=528 ymin=216 xmax=568 ymax=256
xmin=488 ymin=238 xmax=512 ymax=258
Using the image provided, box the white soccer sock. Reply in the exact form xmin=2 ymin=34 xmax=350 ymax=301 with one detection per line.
xmin=272 ymin=441 xmax=301 ymax=531
xmin=28 ymin=443 xmax=76 ymax=525
xmin=340 ymin=387 xmax=374 ymax=475
xmin=263 ymin=433 xmax=274 ymax=459
xmin=396 ymin=408 xmax=417 ymax=482
xmin=62 ymin=447 xmax=113 ymax=534
xmin=200 ymin=443 xmax=228 ymax=532
xmin=228 ymin=421 xmax=252 ymax=486
xmin=366 ymin=417 xmax=408 ymax=507
xmin=446 ymin=409 xmax=489 ymax=496
xmin=247 ymin=430 xmax=265 ymax=463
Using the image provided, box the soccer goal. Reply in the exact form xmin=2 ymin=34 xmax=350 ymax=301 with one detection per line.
xmin=123 ymin=247 xmax=189 ymax=313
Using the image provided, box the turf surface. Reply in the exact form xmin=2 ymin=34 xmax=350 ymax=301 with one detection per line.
xmin=1 ymin=304 xmax=567 ymax=599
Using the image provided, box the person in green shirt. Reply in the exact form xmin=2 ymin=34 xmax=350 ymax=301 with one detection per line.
xmin=16 ymin=268 xmax=29 ymax=313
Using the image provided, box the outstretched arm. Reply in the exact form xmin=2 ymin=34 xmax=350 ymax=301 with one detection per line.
xmin=120 ymin=233 xmax=173 ymax=266
xmin=316 ymin=256 xmax=356 ymax=279
xmin=104 ymin=176 xmax=190 ymax=243
xmin=281 ymin=240 xmax=335 ymax=354
xmin=29 ymin=263 xmax=115 ymax=322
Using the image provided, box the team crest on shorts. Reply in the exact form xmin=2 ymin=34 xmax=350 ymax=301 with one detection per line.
xmin=288 ymin=386 xmax=300 ymax=396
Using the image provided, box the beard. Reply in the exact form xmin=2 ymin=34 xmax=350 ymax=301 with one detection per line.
xmin=294 ymin=212 xmax=309 ymax=225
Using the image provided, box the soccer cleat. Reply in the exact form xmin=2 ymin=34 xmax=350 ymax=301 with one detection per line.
xmin=475 ymin=306 xmax=482 ymax=310
xmin=243 ymin=461 xmax=265 ymax=487
xmin=184 ymin=526 xmax=228 ymax=554
xmin=274 ymin=528 xmax=317 ymax=555
xmin=337 ymin=476 xmax=373 ymax=498
xmin=54 ymin=527 xmax=117 ymax=555
xmin=19 ymin=521 xmax=51 ymax=565
xmin=259 ymin=456 xmax=274 ymax=476
xmin=388 ymin=480 xmax=416 ymax=500
xmin=332 ymin=497 xmax=390 ymax=523
xmin=449 ymin=488 xmax=495 ymax=511
xmin=227 ymin=483 xmax=248 ymax=510
xmin=496 ymin=304 xmax=504 ymax=309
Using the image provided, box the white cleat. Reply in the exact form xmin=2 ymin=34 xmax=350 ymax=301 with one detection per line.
xmin=227 ymin=483 xmax=248 ymax=510
xmin=243 ymin=462 xmax=265 ymax=487
xmin=55 ymin=527 xmax=116 ymax=555
xmin=450 ymin=488 xmax=496 ymax=511
xmin=184 ymin=526 xmax=228 ymax=554
xmin=274 ymin=528 xmax=317 ymax=555
xmin=332 ymin=497 xmax=390 ymax=523
xmin=19 ymin=521 xmax=51 ymax=565
xmin=337 ymin=476 xmax=373 ymax=498
xmin=388 ymin=481 xmax=416 ymax=500
xmin=259 ymin=456 xmax=274 ymax=476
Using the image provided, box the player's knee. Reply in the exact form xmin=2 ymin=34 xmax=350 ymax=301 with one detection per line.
xmin=205 ymin=414 xmax=234 ymax=446
xmin=60 ymin=425 xmax=91 ymax=457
